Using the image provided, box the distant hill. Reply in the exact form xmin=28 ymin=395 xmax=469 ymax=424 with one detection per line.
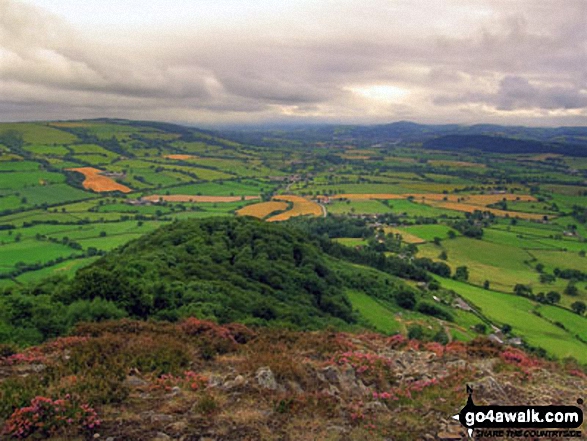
xmin=219 ymin=121 xmax=587 ymax=154
xmin=423 ymin=134 xmax=587 ymax=156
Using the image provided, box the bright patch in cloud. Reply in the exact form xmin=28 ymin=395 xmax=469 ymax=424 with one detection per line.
xmin=348 ymin=85 xmax=409 ymax=103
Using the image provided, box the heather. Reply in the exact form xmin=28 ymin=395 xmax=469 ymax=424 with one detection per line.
xmin=0 ymin=319 xmax=585 ymax=440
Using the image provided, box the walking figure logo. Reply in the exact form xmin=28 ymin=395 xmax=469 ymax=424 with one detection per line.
xmin=452 ymin=385 xmax=475 ymax=438
xmin=452 ymin=384 xmax=583 ymax=439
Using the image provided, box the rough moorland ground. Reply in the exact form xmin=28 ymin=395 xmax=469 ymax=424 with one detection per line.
xmin=0 ymin=319 xmax=585 ymax=440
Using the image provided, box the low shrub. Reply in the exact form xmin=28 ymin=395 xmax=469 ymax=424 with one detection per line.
xmin=2 ymin=395 xmax=100 ymax=439
xmin=153 ymin=370 xmax=208 ymax=392
xmin=0 ymin=376 xmax=44 ymax=420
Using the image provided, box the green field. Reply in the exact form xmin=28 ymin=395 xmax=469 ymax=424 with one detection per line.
xmin=0 ymin=123 xmax=78 ymax=144
xmin=24 ymin=145 xmax=71 ymax=156
xmin=327 ymin=199 xmax=393 ymax=214
xmin=536 ymin=304 xmax=587 ymax=342
xmin=0 ymin=170 xmax=66 ymax=190
xmin=402 ymin=224 xmax=457 ymax=241
xmin=0 ymin=161 xmax=41 ymax=172
xmin=418 ymin=237 xmax=537 ymax=292
xmin=387 ymin=199 xmax=463 ymax=218
xmin=530 ymin=249 xmax=587 ymax=272
xmin=334 ymin=237 xmax=369 ymax=247
xmin=482 ymin=228 xmax=561 ymax=250
xmin=346 ymin=290 xmax=403 ymax=333
xmin=0 ymin=240 xmax=81 ymax=274
xmin=150 ymin=180 xmax=270 ymax=197
xmin=15 ymin=256 xmax=101 ymax=284
xmin=438 ymin=277 xmax=587 ymax=362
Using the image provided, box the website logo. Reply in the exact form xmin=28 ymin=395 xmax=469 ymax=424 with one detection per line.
xmin=453 ymin=385 xmax=583 ymax=439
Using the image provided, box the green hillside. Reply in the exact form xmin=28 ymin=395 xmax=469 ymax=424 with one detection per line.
xmin=2 ymin=217 xmax=444 ymax=345
xmin=63 ymin=216 xmax=359 ymax=327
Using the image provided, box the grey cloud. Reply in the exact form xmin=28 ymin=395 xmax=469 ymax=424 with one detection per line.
xmin=1 ymin=0 xmax=586 ymax=125
xmin=0 ymin=0 xmax=219 ymax=102
xmin=434 ymin=75 xmax=587 ymax=111
xmin=496 ymin=76 xmax=587 ymax=110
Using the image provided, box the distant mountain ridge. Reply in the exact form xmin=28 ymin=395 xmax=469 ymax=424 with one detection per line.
xmin=16 ymin=118 xmax=587 ymax=154
xmin=218 ymin=120 xmax=587 ymax=154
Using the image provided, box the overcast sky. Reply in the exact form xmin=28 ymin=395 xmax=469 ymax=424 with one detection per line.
xmin=1 ymin=0 xmax=586 ymax=127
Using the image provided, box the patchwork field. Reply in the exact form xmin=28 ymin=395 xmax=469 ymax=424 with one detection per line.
xmin=1 ymin=119 xmax=586 ymax=365
xmin=428 ymin=160 xmax=486 ymax=168
xmin=141 ymin=195 xmax=259 ymax=203
xmin=433 ymin=201 xmax=546 ymax=220
xmin=438 ymin=278 xmax=587 ymax=363
xmin=327 ymin=192 xmax=545 ymax=220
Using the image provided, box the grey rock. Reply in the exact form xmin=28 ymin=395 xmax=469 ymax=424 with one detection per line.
xmin=447 ymin=360 xmax=467 ymax=370
xmin=14 ymin=363 xmax=46 ymax=374
xmin=322 ymin=365 xmax=340 ymax=383
xmin=255 ymin=367 xmax=279 ymax=390
xmin=223 ymin=374 xmax=246 ymax=390
xmin=470 ymin=376 xmax=508 ymax=401
xmin=364 ymin=401 xmax=386 ymax=412
xmin=167 ymin=420 xmax=188 ymax=432
xmin=150 ymin=413 xmax=174 ymax=423
xmin=124 ymin=375 xmax=148 ymax=387
xmin=207 ymin=374 xmax=225 ymax=388
xmin=326 ymin=425 xmax=347 ymax=433
xmin=320 ymin=364 xmax=367 ymax=396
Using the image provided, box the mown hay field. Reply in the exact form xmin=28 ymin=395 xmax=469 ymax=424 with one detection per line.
xmin=331 ymin=193 xmax=405 ymax=200
xmin=164 ymin=154 xmax=196 ymax=160
xmin=67 ymin=167 xmax=132 ymax=193
xmin=433 ymin=201 xmax=546 ymax=220
xmin=428 ymin=160 xmax=486 ymax=168
xmin=266 ymin=195 xmax=323 ymax=222
xmin=329 ymin=192 xmax=544 ymax=219
xmin=236 ymin=201 xmax=289 ymax=219
xmin=331 ymin=192 xmax=535 ymax=205
xmin=409 ymin=193 xmax=536 ymax=204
